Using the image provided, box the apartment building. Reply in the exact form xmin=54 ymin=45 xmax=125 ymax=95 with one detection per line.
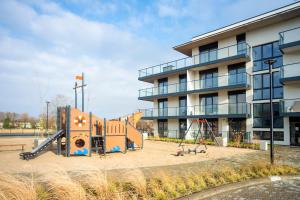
xmin=138 ymin=2 xmax=300 ymax=146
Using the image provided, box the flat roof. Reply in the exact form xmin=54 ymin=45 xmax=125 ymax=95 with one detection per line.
xmin=174 ymin=2 xmax=300 ymax=56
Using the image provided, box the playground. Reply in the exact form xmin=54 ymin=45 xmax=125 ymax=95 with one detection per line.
xmin=0 ymin=137 xmax=256 ymax=174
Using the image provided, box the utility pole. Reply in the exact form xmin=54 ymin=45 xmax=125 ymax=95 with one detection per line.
xmin=264 ymin=59 xmax=276 ymax=165
xmin=46 ymin=101 xmax=50 ymax=133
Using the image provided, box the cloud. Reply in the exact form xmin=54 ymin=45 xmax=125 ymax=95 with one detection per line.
xmin=0 ymin=0 xmax=168 ymax=118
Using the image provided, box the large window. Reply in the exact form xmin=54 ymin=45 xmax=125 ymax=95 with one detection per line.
xmin=253 ymin=131 xmax=284 ymax=141
xmin=158 ymin=99 xmax=168 ymax=116
xmin=199 ymin=69 xmax=218 ymax=89
xmin=158 ymin=119 xmax=168 ymax=137
xmin=228 ymin=91 xmax=246 ymax=114
xmin=199 ymin=42 xmax=218 ymax=63
xmin=236 ymin=33 xmax=247 ymax=55
xmin=158 ymin=78 xmax=168 ymax=94
xmin=179 ymin=74 xmax=187 ymax=92
xmin=252 ymin=41 xmax=282 ymax=72
xmin=179 ymin=96 xmax=187 ymax=116
xmin=253 ymin=72 xmax=283 ymax=100
xmin=253 ymin=103 xmax=283 ymax=128
xmin=228 ymin=63 xmax=246 ymax=85
xmin=199 ymin=94 xmax=218 ymax=115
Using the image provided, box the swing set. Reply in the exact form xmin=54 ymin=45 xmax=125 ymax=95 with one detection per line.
xmin=176 ymin=119 xmax=220 ymax=156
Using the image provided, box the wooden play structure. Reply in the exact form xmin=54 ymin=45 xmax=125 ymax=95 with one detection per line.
xmin=20 ymin=106 xmax=143 ymax=160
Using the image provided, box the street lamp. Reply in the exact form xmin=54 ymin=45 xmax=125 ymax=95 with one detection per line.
xmin=264 ymin=59 xmax=276 ymax=164
xmin=46 ymin=101 xmax=50 ymax=133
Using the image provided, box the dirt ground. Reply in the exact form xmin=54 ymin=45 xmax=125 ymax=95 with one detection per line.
xmin=0 ymin=137 xmax=257 ymax=174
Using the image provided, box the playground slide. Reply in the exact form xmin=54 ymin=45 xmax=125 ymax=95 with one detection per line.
xmin=20 ymin=130 xmax=64 ymax=160
xmin=126 ymin=123 xmax=143 ymax=149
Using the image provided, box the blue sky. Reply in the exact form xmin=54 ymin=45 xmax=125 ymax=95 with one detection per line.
xmin=0 ymin=0 xmax=295 ymax=118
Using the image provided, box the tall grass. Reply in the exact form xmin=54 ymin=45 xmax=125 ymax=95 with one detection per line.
xmin=0 ymin=162 xmax=299 ymax=200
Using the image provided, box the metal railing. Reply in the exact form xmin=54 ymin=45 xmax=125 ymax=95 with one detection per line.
xmin=157 ymin=130 xmax=183 ymax=138
xmin=139 ymin=43 xmax=251 ymax=78
xmin=140 ymin=103 xmax=251 ymax=118
xmin=280 ymin=62 xmax=300 ymax=80
xmin=279 ymin=26 xmax=300 ymax=45
xmin=280 ymin=98 xmax=300 ymax=115
xmin=139 ymin=73 xmax=250 ymax=98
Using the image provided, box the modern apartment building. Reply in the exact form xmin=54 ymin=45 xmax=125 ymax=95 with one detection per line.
xmin=138 ymin=2 xmax=300 ymax=146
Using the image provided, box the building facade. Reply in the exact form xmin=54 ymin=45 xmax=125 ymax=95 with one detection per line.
xmin=138 ymin=2 xmax=300 ymax=146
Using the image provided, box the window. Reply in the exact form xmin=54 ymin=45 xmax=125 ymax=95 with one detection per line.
xmin=158 ymin=78 xmax=168 ymax=94
xmin=158 ymin=99 xmax=168 ymax=116
xmin=253 ymin=103 xmax=283 ymax=128
xmin=253 ymin=72 xmax=283 ymax=100
xmin=179 ymin=74 xmax=187 ymax=92
xmin=179 ymin=96 xmax=187 ymax=116
xmin=179 ymin=119 xmax=187 ymax=139
xmin=199 ymin=42 xmax=218 ymax=63
xmin=252 ymin=41 xmax=282 ymax=72
xmin=200 ymin=94 xmax=218 ymax=115
xmin=253 ymin=131 xmax=284 ymax=141
xmin=199 ymin=69 xmax=218 ymax=89
xmin=158 ymin=119 xmax=168 ymax=137
xmin=228 ymin=91 xmax=246 ymax=114
xmin=228 ymin=63 xmax=246 ymax=85
xmin=236 ymin=33 xmax=247 ymax=55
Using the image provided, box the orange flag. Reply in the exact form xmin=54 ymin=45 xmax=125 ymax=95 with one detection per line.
xmin=75 ymin=75 xmax=83 ymax=80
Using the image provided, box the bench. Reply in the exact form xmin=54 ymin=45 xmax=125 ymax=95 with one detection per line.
xmin=0 ymin=144 xmax=26 ymax=152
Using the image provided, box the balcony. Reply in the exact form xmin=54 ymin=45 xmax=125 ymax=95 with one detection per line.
xmin=138 ymin=43 xmax=251 ymax=83
xmin=138 ymin=73 xmax=251 ymax=101
xmin=280 ymin=62 xmax=300 ymax=84
xmin=139 ymin=103 xmax=251 ymax=119
xmin=280 ymin=99 xmax=300 ymax=117
xmin=279 ymin=26 xmax=300 ymax=54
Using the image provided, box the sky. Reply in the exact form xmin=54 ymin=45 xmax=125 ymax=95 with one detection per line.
xmin=0 ymin=0 xmax=296 ymax=118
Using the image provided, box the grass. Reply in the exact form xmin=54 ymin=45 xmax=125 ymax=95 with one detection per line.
xmin=0 ymin=161 xmax=299 ymax=200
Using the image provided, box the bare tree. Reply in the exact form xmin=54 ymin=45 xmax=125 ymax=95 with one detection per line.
xmin=19 ymin=113 xmax=30 ymax=128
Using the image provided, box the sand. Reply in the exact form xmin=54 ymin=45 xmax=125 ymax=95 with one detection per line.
xmin=0 ymin=137 xmax=257 ymax=174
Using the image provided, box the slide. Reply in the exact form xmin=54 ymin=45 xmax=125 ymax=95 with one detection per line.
xmin=20 ymin=130 xmax=64 ymax=160
xmin=126 ymin=123 xmax=143 ymax=149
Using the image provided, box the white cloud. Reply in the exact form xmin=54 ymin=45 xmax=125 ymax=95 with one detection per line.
xmin=0 ymin=0 xmax=169 ymax=118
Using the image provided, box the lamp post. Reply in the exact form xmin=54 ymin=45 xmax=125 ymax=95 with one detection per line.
xmin=264 ymin=59 xmax=276 ymax=164
xmin=46 ymin=101 xmax=50 ymax=133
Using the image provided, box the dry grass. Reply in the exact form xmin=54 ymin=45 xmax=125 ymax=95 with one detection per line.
xmin=0 ymin=161 xmax=299 ymax=200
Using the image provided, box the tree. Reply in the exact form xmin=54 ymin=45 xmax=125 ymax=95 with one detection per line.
xmin=29 ymin=117 xmax=37 ymax=129
xmin=3 ymin=116 xmax=10 ymax=129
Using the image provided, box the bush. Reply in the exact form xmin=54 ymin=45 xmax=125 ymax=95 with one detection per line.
xmin=147 ymin=137 xmax=215 ymax=145
xmin=0 ymin=162 xmax=299 ymax=200
xmin=228 ymin=141 xmax=260 ymax=150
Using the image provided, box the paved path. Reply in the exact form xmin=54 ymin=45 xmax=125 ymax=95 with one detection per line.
xmin=180 ymin=176 xmax=300 ymax=200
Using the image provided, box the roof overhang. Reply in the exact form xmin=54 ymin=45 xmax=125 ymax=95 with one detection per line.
xmin=174 ymin=2 xmax=300 ymax=56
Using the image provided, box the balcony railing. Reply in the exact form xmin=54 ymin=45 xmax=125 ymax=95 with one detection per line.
xmin=140 ymin=103 xmax=251 ymax=118
xmin=279 ymin=26 xmax=300 ymax=46
xmin=139 ymin=73 xmax=250 ymax=98
xmin=156 ymin=130 xmax=251 ymax=142
xmin=138 ymin=43 xmax=251 ymax=78
xmin=280 ymin=62 xmax=300 ymax=81
xmin=280 ymin=99 xmax=300 ymax=116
